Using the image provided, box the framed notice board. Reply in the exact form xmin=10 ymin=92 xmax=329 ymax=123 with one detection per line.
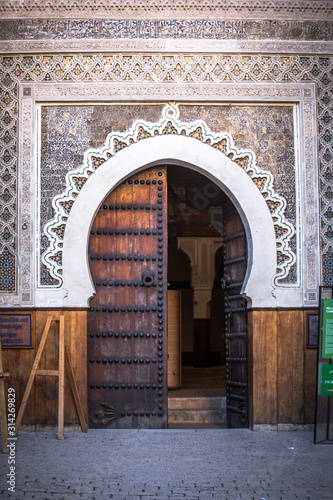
xmin=0 ymin=314 xmax=32 ymax=348
xmin=314 ymin=286 xmax=333 ymax=444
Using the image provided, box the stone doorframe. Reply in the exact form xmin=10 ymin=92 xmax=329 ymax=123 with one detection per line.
xmin=8 ymin=81 xmax=319 ymax=310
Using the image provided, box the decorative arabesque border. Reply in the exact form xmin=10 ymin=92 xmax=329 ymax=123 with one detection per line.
xmin=1 ymin=0 xmax=333 ymax=21
xmin=42 ymin=103 xmax=295 ymax=288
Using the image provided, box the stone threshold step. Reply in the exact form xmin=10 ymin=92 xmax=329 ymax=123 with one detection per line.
xmin=168 ymin=409 xmax=227 ymax=424
xmin=168 ymin=396 xmax=226 ymax=411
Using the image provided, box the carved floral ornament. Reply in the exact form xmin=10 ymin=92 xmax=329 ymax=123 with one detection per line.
xmin=42 ymin=103 xmax=295 ymax=288
xmin=0 ymin=0 xmax=332 ymax=20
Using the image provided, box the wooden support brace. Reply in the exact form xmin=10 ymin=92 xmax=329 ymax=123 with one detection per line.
xmin=35 ymin=370 xmax=59 ymax=377
xmin=15 ymin=315 xmax=87 ymax=439
xmin=15 ymin=316 xmax=53 ymax=435
xmin=65 ymin=347 xmax=88 ymax=433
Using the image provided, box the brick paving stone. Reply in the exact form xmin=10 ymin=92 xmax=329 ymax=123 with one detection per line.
xmin=0 ymin=429 xmax=333 ymax=500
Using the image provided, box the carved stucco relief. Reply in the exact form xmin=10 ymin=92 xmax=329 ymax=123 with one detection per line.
xmin=41 ymin=103 xmax=296 ymax=288
xmin=0 ymin=0 xmax=332 ymax=21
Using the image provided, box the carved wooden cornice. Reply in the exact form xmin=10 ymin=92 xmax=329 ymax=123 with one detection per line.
xmin=0 ymin=0 xmax=333 ymax=21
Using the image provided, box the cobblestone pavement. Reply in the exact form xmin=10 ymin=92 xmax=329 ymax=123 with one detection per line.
xmin=1 ymin=428 xmax=333 ymax=500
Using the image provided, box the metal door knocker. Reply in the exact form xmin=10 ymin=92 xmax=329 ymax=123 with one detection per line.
xmin=220 ymin=274 xmax=230 ymax=290
xmin=141 ymin=270 xmax=157 ymax=287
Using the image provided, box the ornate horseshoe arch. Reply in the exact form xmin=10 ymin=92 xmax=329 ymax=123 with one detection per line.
xmin=58 ymin=133 xmax=277 ymax=308
xmin=39 ymin=103 xmax=298 ymax=308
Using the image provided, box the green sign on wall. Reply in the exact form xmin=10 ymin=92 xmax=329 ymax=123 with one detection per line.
xmin=321 ymin=364 xmax=333 ymax=397
xmin=322 ymin=299 xmax=333 ymax=359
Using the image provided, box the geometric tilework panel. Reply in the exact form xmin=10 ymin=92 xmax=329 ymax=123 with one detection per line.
xmin=39 ymin=106 xmax=92 ymax=286
xmin=0 ymin=248 xmax=15 ymax=291
xmin=1 ymin=53 xmax=333 ymax=290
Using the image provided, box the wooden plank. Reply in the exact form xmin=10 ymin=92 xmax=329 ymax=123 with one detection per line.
xmin=252 ymin=309 xmax=313 ymax=426
xmin=15 ymin=316 xmax=53 ymax=434
xmin=35 ymin=311 xmax=57 ymax=425
xmin=72 ymin=311 xmax=88 ymax=424
xmin=0 ymin=377 xmax=8 ymax=453
xmin=168 ymin=290 xmax=181 ymax=388
xmin=65 ymin=347 xmax=88 ymax=433
xmin=46 ymin=315 xmax=59 ymax=425
xmin=58 ymin=316 xmax=65 ymax=440
xmin=277 ymin=310 xmax=305 ymax=424
xmin=292 ymin=310 xmax=305 ymax=424
xmin=36 ymin=370 xmax=59 ymax=376
xmin=64 ymin=311 xmax=76 ymax=424
xmin=304 ymin=309 xmax=318 ymax=423
xmin=251 ymin=310 xmax=278 ymax=425
xmin=2 ymin=311 xmax=87 ymax=429
xmin=0 ymin=336 xmax=9 ymax=453
xmin=34 ymin=310 xmax=88 ymax=427
xmin=277 ymin=310 xmax=293 ymax=423
xmin=247 ymin=310 xmax=254 ymax=427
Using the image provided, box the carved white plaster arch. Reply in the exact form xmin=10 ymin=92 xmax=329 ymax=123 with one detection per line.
xmin=62 ymin=134 xmax=277 ymax=308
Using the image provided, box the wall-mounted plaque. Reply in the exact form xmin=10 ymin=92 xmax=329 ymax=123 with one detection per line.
xmin=307 ymin=313 xmax=319 ymax=348
xmin=0 ymin=314 xmax=32 ymax=348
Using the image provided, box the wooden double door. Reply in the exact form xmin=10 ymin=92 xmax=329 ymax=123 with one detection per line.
xmin=88 ymin=165 xmax=248 ymax=429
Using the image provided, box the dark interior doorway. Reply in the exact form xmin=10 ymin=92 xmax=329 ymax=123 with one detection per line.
xmin=167 ymin=165 xmax=227 ymax=427
xmin=167 ymin=164 xmax=248 ymax=428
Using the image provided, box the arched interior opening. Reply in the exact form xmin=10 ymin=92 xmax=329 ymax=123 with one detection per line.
xmin=166 ymin=165 xmax=247 ymax=428
xmin=86 ymin=163 xmax=248 ymax=429
xmin=62 ymin=133 xmax=279 ymax=429
xmin=63 ymin=134 xmax=276 ymax=311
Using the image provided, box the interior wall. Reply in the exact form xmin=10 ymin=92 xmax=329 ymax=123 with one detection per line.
xmin=210 ymin=289 xmax=225 ymax=365
xmin=167 ymin=245 xmax=194 ymax=357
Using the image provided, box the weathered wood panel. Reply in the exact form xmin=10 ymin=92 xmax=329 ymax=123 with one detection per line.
xmin=249 ymin=308 xmax=318 ymax=427
xmin=277 ymin=310 xmax=304 ymax=424
xmin=2 ymin=306 xmax=318 ymax=427
xmin=64 ymin=310 xmax=88 ymax=424
xmin=88 ymin=166 xmax=168 ymax=429
xmin=304 ymin=310 xmax=318 ymax=423
xmin=35 ymin=310 xmax=88 ymax=426
xmin=249 ymin=310 xmax=278 ymax=425
xmin=1 ymin=310 xmax=87 ymax=426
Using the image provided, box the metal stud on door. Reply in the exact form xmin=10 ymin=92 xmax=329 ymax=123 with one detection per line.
xmin=88 ymin=166 xmax=167 ymax=429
